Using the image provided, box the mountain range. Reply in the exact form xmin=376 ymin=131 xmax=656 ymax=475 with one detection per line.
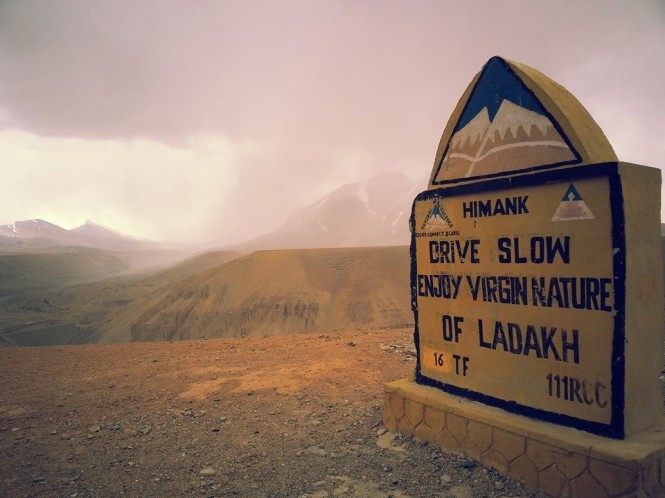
xmin=1 ymin=171 xmax=427 ymax=253
xmin=124 ymin=246 xmax=411 ymax=342
xmin=0 ymin=219 xmax=148 ymax=252
xmin=243 ymin=171 xmax=427 ymax=250
xmin=0 ymin=246 xmax=412 ymax=346
xmin=0 ymin=171 xmax=424 ymax=346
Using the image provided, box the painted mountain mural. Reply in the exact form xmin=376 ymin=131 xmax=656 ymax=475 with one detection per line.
xmin=432 ymin=57 xmax=582 ymax=183
xmin=441 ymin=99 xmax=576 ymax=179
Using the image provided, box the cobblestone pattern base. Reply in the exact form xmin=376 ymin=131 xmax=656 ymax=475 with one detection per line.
xmin=384 ymin=379 xmax=665 ymax=498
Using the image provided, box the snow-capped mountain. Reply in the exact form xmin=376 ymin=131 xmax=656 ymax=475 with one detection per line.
xmin=0 ymin=219 xmax=71 ymax=241
xmin=244 ymin=171 xmax=428 ymax=249
xmin=1 ymin=171 xmax=428 ymax=253
xmin=442 ymin=99 xmax=576 ymax=178
xmin=70 ymin=220 xmax=137 ymax=242
xmin=0 ymin=219 xmax=146 ymax=251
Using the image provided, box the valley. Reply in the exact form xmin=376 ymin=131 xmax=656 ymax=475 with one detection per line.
xmin=0 ymin=172 xmax=422 ymax=347
xmin=0 ymin=246 xmax=412 ymax=346
xmin=0 ymin=249 xmax=241 ymax=346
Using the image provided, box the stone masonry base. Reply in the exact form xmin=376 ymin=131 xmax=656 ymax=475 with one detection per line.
xmin=383 ymin=378 xmax=665 ymax=497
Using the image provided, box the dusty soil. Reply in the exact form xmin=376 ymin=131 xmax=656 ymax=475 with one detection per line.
xmin=0 ymin=329 xmax=542 ymax=498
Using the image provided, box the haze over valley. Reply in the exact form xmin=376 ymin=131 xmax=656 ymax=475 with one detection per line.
xmin=0 ymin=172 xmax=420 ymax=347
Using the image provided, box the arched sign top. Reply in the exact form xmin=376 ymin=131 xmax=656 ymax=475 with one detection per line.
xmin=430 ymin=56 xmax=617 ymax=186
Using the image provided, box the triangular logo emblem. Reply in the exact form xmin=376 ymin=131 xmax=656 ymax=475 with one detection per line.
xmin=432 ymin=57 xmax=581 ymax=184
xmin=552 ymin=184 xmax=595 ymax=221
xmin=421 ymin=197 xmax=453 ymax=232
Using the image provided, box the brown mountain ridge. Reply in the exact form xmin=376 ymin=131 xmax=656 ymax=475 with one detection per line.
xmin=124 ymin=246 xmax=412 ymax=343
xmin=0 ymin=246 xmax=412 ymax=346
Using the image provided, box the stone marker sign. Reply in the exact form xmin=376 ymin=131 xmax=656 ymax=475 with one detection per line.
xmin=386 ymin=56 xmax=665 ymax=496
xmin=409 ymin=56 xmax=662 ymax=440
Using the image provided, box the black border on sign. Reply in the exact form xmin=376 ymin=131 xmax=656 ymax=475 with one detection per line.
xmin=410 ymin=163 xmax=626 ymax=439
xmin=430 ymin=57 xmax=583 ymax=186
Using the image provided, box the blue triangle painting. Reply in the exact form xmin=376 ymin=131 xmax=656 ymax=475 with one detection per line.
xmin=552 ymin=183 xmax=594 ymax=221
xmin=455 ymin=58 xmax=547 ymax=132
xmin=432 ymin=57 xmax=581 ymax=184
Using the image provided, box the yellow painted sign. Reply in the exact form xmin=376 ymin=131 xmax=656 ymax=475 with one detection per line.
xmin=412 ymin=168 xmax=624 ymax=434
xmin=407 ymin=56 xmax=664 ymax=439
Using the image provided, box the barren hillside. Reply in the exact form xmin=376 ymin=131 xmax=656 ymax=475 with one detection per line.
xmin=122 ymin=246 xmax=412 ymax=343
xmin=0 ymin=250 xmax=241 ymax=346
xmin=0 ymin=246 xmax=412 ymax=347
xmin=0 ymin=248 xmax=128 ymax=292
xmin=0 ymin=246 xmax=198 ymax=293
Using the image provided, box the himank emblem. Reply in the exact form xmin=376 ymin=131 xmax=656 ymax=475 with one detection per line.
xmin=420 ymin=196 xmax=453 ymax=232
xmin=552 ymin=183 xmax=595 ymax=221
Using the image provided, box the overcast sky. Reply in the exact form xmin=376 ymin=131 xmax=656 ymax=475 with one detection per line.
xmin=1 ymin=0 xmax=664 ymax=244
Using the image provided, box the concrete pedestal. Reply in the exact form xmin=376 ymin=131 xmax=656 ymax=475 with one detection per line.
xmin=384 ymin=378 xmax=665 ymax=497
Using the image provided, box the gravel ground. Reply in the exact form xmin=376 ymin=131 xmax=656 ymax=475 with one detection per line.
xmin=0 ymin=329 xmax=545 ymax=497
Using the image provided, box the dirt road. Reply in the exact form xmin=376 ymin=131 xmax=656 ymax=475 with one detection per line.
xmin=0 ymin=329 xmax=541 ymax=497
